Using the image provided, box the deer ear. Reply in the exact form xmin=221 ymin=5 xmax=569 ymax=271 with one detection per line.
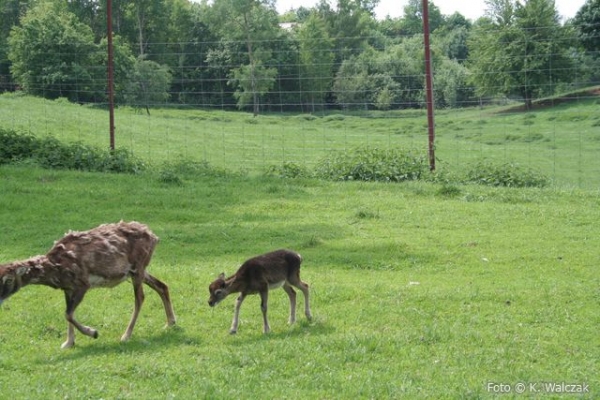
xmin=218 ymin=272 xmax=225 ymax=280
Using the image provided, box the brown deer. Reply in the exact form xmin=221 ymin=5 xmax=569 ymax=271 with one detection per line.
xmin=208 ymin=249 xmax=312 ymax=334
xmin=0 ymin=221 xmax=176 ymax=348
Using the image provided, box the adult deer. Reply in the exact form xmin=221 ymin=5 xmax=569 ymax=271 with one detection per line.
xmin=0 ymin=221 xmax=176 ymax=348
xmin=208 ymin=249 xmax=312 ymax=334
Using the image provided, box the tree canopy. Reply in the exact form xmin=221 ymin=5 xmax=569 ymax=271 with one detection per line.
xmin=2 ymin=0 xmax=596 ymax=112
xmin=468 ymin=0 xmax=575 ymax=108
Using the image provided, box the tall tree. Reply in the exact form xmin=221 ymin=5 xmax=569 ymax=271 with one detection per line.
xmin=66 ymin=0 xmax=104 ymax=41
xmin=125 ymin=58 xmax=172 ymax=114
xmin=468 ymin=0 xmax=573 ymax=109
xmin=317 ymin=0 xmax=377 ymax=62
xmin=0 ymin=0 xmax=30 ymax=91
xmin=297 ymin=13 xmax=334 ymax=112
xmin=127 ymin=0 xmax=169 ymax=57
xmin=572 ymin=0 xmax=600 ymax=53
xmin=168 ymin=1 xmax=219 ymax=105
xmin=8 ymin=1 xmax=100 ymax=101
xmin=209 ymin=0 xmax=280 ymax=115
xmin=400 ymin=0 xmax=444 ymax=35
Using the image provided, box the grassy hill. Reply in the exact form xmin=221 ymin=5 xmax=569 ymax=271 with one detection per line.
xmin=1 ymin=90 xmax=599 ymax=189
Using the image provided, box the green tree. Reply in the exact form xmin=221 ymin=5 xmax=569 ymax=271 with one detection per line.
xmin=229 ymin=57 xmax=277 ymax=111
xmin=468 ymin=0 xmax=574 ymax=109
xmin=433 ymin=13 xmax=472 ymax=63
xmin=400 ymin=0 xmax=444 ymax=35
xmin=91 ymin=34 xmax=136 ymax=104
xmin=434 ymin=58 xmax=475 ymax=107
xmin=8 ymin=1 xmax=99 ymax=102
xmin=66 ymin=0 xmax=104 ymax=41
xmin=317 ymin=0 xmax=377 ymax=61
xmin=333 ymin=40 xmax=426 ymax=110
xmin=297 ymin=13 xmax=335 ymax=112
xmin=124 ymin=58 xmax=172 ymax=114
xmin=209 ymin=0 xmax=280 ymax=115
xmin=0 ymin=0 xmax=31 ymax=91
xmin=169 ymin=1 xmax=220 ymax=105
xmin=332 ymin=58 xmax=371 ymax=110
xmin=572 ymin=0 xmax=600 ymax=53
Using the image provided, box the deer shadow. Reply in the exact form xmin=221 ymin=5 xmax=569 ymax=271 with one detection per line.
xmin=34 ymin=324 xmax=198 ymax=364
xmin=226 ymin=317 xmax=334 ymax=346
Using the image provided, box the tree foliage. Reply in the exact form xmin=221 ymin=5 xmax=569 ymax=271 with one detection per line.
xmin=297 ymin=13 xmax=335 ymax=112
xmin=8 ymin=1 xmax=100 ymax=101
xmin=401 ymin=0 xmax=444 ymax=35
xmin=468 ymin=0 xmax=574 ymax=108
xmin=572 ymin=0 xmax=600 ymax=53
xmin=0 ymin=0 xmax=594 ymax=112
xmin=209 ymin=0 xmax=280 ymax=115
xmin=0 ymin=0 xmax=29 ymax=91
xmin=125 ymin=58 xmax=172 ymax=114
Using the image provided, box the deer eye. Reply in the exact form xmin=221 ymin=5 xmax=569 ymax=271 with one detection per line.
xmin=215 ymin=289 xmax=224 ymax=297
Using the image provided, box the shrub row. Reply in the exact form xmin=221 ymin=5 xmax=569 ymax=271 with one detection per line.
xmin=268 ymin=147 xmax=549 ymax=188
xmin=0 ymin=129 xmax=548 ymax=188
xmin=0 ymin=129 xmax=145 ymax=174
xmin=465 ymin=161 xmax=549 ymax=188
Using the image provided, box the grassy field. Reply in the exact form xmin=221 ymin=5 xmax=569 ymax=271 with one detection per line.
xmin=1 ymin=91 xmax=599 ymax=189
xmin=0 ymin=164 xmax=598 ymax=398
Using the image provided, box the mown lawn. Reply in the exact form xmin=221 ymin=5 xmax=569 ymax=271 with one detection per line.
xmin=0 ymin=165 xmax=598 ymax=398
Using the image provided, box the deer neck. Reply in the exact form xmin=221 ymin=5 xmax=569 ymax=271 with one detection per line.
xmin=6 ymin=256 xmax=57 ymax=286
xmin=224 ymin=274 xmax=245 ymax=295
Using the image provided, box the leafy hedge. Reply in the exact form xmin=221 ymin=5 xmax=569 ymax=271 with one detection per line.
xmin=465 ymin=161 xmax=549 ymax=188
xmin=0 ymin=129 xmax=145 ymax=174
xmin=267 ymin=148 xmax=549 ymax=189
xmin=315 ymin=147 xmax=428 ymax=183
xmin=2 ymin=129 xmax=549 ymax=188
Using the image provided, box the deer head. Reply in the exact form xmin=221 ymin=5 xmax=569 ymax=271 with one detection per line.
xmin=208 ymin=273 xmax=228 ymax=307
xmin=0 ymin=265 xmax=29 ymax=304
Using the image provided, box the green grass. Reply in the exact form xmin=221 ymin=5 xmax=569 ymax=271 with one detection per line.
xmin=1 ymin=91 xmax=599 ymax=189
xmin=0 ymin=165 xmax=598 ymax=398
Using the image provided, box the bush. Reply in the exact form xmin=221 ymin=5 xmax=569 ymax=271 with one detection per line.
xmin=0 ymin=129 xmax=38 ymax=163
xmin=0 ymin=129 xmax=144 ymax=174
xmin=315 ymin=147 xmax=428 ymax=183
xmin=465 ymin=161 xmax=548 ymax=188
xmin=266 ymin=162 xmax=311 ymax=179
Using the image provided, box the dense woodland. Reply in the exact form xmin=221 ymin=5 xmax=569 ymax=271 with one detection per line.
xmin=0 ymin=0 xmax=599 ymax=113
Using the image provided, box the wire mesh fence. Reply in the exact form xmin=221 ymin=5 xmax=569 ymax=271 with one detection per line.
xmin=1 ymin=25 xmax=599 ymax=189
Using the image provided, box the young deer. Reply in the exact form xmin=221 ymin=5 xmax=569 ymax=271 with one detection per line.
xmin=208 ymin=249 xmax=312 ymax=334
xmin=0 ymin=221 xmax=176 ymax=348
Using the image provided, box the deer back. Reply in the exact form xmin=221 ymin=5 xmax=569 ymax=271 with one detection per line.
xmin=233 ymin=249 xmax=302 ymax=292
xmin=46 ymin=221 xmax=158 ymax=284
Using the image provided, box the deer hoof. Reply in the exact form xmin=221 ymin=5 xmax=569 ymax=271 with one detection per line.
xmin=229 ymin=329 xmax=237 ymax=335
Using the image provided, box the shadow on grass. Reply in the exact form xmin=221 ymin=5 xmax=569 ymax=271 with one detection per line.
xmin=226 ymin=318 xmax=334 ymax=346
xmin=34 ymin=324 xmax=199 ymax=363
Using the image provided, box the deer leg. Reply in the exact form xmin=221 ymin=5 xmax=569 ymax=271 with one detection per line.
xmin=230 ymin=293 xmax=246 ymax=334
xmin=144 ymin=272 xmax=176 ymax=327
xmin=260 ymin=290 xmax=270 ymax=334
xmin=63 ymin=323 xmax=75 ymax=350
xmin=62 ymin=288 xmax=96 ymax=349
xmin=283 ymin=283 xmax=297 ymax=324
xmin=289 ymin=276 xmax=312 ymax=321
xmin=121 ymin=277 xmax=145 ymax=342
